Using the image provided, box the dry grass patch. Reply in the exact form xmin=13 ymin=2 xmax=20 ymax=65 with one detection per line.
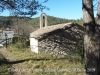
xmin=7 ymin=47 xmax=85 ymax=75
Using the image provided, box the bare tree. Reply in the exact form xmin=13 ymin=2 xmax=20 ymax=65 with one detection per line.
xmin=0 ymin=0 xmax=49 ymax=17
xmin=82 ymin=0 xmax=100 ymax=75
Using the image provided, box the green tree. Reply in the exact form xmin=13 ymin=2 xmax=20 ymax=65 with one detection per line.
xmin=82 ymin=0 xmax=100 ymax=75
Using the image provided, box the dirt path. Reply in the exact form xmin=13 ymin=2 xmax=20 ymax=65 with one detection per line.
xmin=0 ymin=48 xmax=29 ymax=75
xmin=0 ymin=48 xmax=17 ymax=61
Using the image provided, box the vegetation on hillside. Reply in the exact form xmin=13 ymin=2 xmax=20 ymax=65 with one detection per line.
xmin=0 ymin=15 xmax=83 ymax=29
xmin=24 ymin=16 xmax=83 ymax=28
xmin=0 ymin=15 xmax=83 ymax=42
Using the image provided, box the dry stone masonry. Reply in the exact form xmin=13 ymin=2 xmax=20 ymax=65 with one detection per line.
xmin=30 ymin=22 xmax=84 ymax=56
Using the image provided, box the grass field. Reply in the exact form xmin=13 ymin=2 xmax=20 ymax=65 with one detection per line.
xmin=4 ymin=46 xmax=85 ymax=75
xmin=0 ymin=53 xmax=12 ymax=75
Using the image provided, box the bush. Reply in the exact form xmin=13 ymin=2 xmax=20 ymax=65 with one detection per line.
xmin=11 ymin=37 xmax=30 ymax=49
xmin=25 ymin=38 xmax=30 ymax=47
xmin=12 ymin=37 xmax=18 ymax=44
xmin=74 ymin=40 xmax=84 ymax=63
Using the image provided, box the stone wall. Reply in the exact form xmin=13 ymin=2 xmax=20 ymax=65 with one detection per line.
xmin=38 ymin=24 xmax=84 ymax=56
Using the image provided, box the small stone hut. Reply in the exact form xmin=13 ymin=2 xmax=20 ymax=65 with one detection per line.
xmin=30 ymin=22 xmax=84 ymax=56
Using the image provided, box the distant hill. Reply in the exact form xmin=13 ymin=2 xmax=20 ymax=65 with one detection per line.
xmin=0 ymin=15 xmax=83 ymax=29
xmin=0 ymin=15 xmax=83 ymax=38
xmin=24 ymin=15 xmax=83 ymax=28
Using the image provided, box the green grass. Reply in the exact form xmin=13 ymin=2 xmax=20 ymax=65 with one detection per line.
xmin=6 ymin=46 xmax=85 ymax=75
xmin=0 ymin=53 xmax=12 ymax=75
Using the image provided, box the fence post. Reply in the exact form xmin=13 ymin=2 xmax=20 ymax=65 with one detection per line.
xmin=5 ymin=33 xmax=8 ymax=48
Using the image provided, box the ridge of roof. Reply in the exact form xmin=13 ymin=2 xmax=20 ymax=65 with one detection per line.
xmin=30 ymin=22 xmax=83 ymax=39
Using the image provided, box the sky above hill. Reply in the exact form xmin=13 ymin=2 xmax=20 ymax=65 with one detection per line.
xmin=0 ymin=0 xmax=97 ymax=19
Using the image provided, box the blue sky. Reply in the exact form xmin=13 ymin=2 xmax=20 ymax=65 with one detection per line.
xmin=0 ymin=0 xmax=97 ymax=19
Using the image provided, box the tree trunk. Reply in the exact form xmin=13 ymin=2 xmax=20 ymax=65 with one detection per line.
xmin=82 ymin=0 xmax=100 ymax=75
xmin=95 ymin=0 xmax=100 ymax=74
xmin=96 ymin=0 xmax=100 ymax=25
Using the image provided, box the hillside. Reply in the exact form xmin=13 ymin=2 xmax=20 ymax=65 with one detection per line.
xmin=25 ymin=15 xmax=83 ymax=28
xmin=0 ymin=15 xmax=83 ymax=38
xmin=0 ymin=15 xmax=83 ymax=29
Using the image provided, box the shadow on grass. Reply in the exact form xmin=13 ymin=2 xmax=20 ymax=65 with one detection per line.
xmin=0 ymin=58 xmax=50 ymax=65
xmin=0 ymin=56 xmax=84 ymax=65
xmin=0 ymin=58 xmax=59 ymax=65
